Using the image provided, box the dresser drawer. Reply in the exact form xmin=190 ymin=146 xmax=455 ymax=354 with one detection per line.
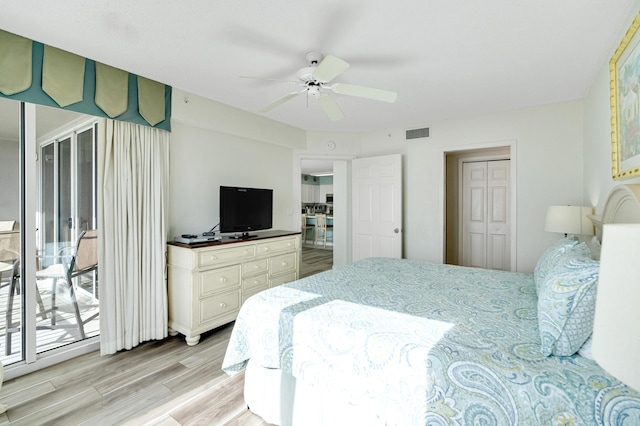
xmin=270 ymin=270 xmax=297 ymax=288
xmin=256 ymin=237 xmax=298 ymax=257
xmin=167 ymin=232 xmax=301 ymax=346
xmin=198 ymin=245 xmax=255 ymax=268
xmin=199 ymin=264 xmax=241 ymax=297
xmin=199 ymin=290 xmax=241 ymax=323
xmin=270 ymin=252 xmax=297 ymax=275
xmin=242 ymin=272 xmax=269 ymax=293
xmin=243 ymin=259 xmax=268 ymax=277
xmin=243 ymin=273 xmax=269 ymax=302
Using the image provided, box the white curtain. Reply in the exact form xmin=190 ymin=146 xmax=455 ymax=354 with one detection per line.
xmin=98 ymin=119 xmax=169 ymax=355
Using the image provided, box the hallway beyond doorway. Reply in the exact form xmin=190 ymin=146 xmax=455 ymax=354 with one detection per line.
xmin=301 ymin=246 xmax=333 ymax=278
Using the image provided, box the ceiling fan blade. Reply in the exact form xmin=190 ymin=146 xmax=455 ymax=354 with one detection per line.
xmin=259 ymin=91 xmax=303 ymax=113
xmin=331 ymin=83 xmax=397 ymax=103
xmin=313 ymin=55 xmax=350 ymax=83
xmin=317 ymin=93 xmax=344 ymax=121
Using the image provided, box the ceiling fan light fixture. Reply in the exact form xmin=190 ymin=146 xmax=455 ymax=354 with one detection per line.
xmin=307 ymin=84 xmax=320 ymax=97
xmin=250 ymin=52 xmax=396 ymax=119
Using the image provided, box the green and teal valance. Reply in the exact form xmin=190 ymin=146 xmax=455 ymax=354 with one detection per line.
xmin=0 ymin=29 xmax=171 ymax=131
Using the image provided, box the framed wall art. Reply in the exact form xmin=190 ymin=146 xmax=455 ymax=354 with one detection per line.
xmin=611 ymin=12 xmax=640 ymax=180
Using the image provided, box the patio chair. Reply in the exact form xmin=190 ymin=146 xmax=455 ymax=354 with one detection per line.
xmin=35 ymin=230 xmax=98 ymax=340
xmin=2 ymin=249 xmax=49 ymax=356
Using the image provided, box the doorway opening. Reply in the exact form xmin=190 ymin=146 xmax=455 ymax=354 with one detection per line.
xmin=300 ymin=159 xmax=334 ymax=277
xmin=444 ymin=145 xmax=515 ymax=271
xmin=296 ymin=153 xmax=354 ymax=273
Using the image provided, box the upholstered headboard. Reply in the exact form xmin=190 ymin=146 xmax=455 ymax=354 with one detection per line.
xmin=587 ymin=184 xmax=640 ymax=258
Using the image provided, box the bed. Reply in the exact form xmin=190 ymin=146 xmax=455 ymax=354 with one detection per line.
xmin=222 ymin=185 xmax=640 ymax=425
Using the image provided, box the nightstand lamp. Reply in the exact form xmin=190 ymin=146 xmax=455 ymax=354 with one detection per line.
xmin=544 ymin=205 xmax=594 ymax=237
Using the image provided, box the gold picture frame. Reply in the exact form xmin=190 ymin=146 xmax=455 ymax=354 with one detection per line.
xmin=611 ymin=12 xmax=640 ymax=180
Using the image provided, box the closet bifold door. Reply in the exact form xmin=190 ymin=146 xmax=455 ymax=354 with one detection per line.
xmin=461 ymin=160 xmax=510 ymax=270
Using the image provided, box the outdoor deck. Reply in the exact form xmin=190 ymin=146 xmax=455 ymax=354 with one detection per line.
xmin=0 ymin=275 xmax=99 ymax=365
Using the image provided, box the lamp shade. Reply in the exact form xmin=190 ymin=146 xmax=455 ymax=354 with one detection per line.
xmin=579 ymin=206 xmax=595 ymax=236
xmin=592 ymin=223 xmax=640 ymax=391
xmin=544 ymin=205 xmax=594 ymax=236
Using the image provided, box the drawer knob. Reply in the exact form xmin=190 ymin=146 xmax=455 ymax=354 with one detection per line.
xmin=254 ymin=280 xmax=259 ymax=285
xmin=220 ymin=277 xmax=227 ymax=283
xmin=253 ymin=265 xmax=259 ymax=270
xmin=263 ymin=247 xmax=269 ymax=252
xmin=281 ymin=261 xmax=288 ymax=266
xmin=220 ymin=302 xmax=227 ymax=308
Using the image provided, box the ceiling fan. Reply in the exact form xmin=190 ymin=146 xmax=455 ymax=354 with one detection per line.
xmin=243 ymin=52 xmax=397 ymax=121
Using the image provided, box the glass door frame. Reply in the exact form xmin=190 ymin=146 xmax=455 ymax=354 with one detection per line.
xmin=40 ymin=121 xmax=98 ymax=265
xmin=4 ymin=103 xmax=99 ymax=381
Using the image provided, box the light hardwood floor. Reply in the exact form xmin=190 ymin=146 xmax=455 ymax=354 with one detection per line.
xmin=0 ymin=246 xmax=333 ymax=425
xmin=0 ymin=323 xmax=266 ymax=425
xmin=300 ymin=245 xmax=333 ymax=278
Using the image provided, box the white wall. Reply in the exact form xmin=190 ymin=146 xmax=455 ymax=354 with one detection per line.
xmin=332 ymin=160 xmax=351 ymax=266
xmin=295 ymin=102 xmax=584 ymax=272
xmin=364 ymin=102 xmax=584 ymax=272
xmin=584 ymin=1 xmax=640 ymax=211
xmin=169 ymin=90 xmax=306 ymax=237
xmin=171 ymin=44 xmax=626 ymax=274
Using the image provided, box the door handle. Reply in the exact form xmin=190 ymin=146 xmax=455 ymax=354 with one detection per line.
xmin=394 ymin=228 xmax=400 ymax=234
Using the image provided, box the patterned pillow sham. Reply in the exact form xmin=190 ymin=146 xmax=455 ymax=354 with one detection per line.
xmin=537 ymin=253 xmax=599 ymax=356
xmin=534 ymin=237 xmax=580 ymax=294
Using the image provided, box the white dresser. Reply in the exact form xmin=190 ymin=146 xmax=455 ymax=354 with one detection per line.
xmin=167 ymin=231 xmax=301 ymax=345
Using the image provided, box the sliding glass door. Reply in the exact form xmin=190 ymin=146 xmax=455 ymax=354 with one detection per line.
xmin=41 ymin=129 xmax=97 ymax=263
xmin=0 ymin=98 xmax=100 ymax=371
xmin=38 ymin=121 xmax=98 ymax=353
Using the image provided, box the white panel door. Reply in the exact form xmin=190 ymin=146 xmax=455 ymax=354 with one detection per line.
xmin=352 ymin=154 xmax=402 ymax=261
xmin=462 ymin=162 xmax=487 ymax=268
xmin=461 ymin=160 xmax=510 ymax=270
xmin=487 ymin=160 xmax=510 ymax=270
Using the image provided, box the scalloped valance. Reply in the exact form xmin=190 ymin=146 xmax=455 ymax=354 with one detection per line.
xmin=0 ymin=29 xmax=171 ymax=131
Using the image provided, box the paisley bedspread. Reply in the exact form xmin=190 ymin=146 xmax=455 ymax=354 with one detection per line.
xmin=222 ymin=258 xmax=640 ymax=425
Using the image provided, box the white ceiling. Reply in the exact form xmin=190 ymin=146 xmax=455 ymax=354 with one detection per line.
xmin=0 ymin=1 xmax=635 ymax=135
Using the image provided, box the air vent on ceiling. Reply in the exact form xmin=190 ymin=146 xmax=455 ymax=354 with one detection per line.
xmin=405 ymin=127 xmax=430 ymax=140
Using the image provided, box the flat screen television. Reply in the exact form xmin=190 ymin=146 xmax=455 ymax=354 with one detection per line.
xmin=219 ymin=186 xmax=273 ymax=238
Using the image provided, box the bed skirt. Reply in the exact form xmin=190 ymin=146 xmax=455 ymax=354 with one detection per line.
xmin=244 ymin=360 xmax=386 ymax=426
